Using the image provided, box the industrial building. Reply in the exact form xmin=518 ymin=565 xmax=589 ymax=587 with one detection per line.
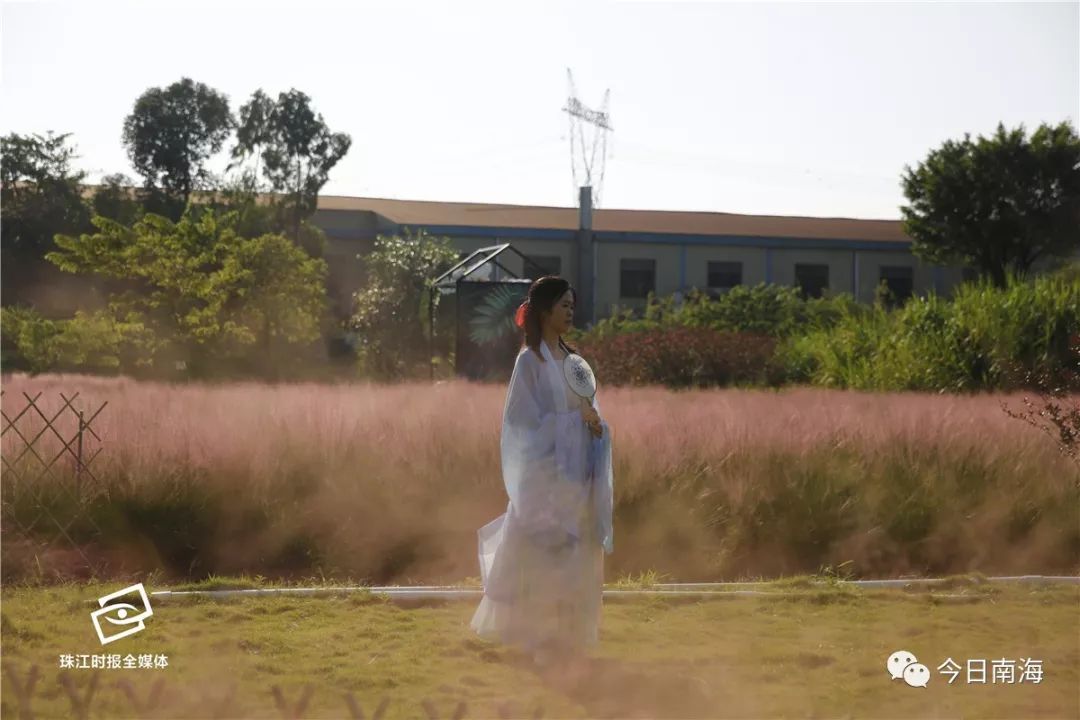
xmin=312 ymin=189 xmax=982 ymax=326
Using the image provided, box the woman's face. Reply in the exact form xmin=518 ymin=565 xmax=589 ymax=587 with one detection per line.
xmin=543 ymin=289 xmax=575 ymax=335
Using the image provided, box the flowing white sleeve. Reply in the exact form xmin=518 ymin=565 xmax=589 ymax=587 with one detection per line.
xmin=501 ymin=351 xmax=583 ymax=548
xmin=590 ymin=392 xmax=615 ymax=555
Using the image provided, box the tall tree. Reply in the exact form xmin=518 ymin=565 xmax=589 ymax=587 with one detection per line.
xmin=901 ymin=121 xmax=1080 ymax=287
xmin=122 ymin=77 xmax=234 ymax=219
xmin=0 ymin=131 xmax=92 ymax=306
xmin=46 ymin=209 xmax=328 ymax=379
xmin=230 ymin=88 xmax=351 ymax=251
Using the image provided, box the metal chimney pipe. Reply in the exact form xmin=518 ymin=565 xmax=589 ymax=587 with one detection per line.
xmin=577 ymin=186 xmax=595 ymax=326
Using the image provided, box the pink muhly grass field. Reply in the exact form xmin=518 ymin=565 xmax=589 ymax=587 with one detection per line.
xmin=1 ymin=372 xmax=1076 ymax=584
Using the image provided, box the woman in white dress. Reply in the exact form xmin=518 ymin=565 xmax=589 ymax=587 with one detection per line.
xmin=469 ymin=276 xmax=615 ymax=672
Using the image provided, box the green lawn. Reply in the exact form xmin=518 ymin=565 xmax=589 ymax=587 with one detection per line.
xmin=1 ymin=578 xmax=1077 ymax=719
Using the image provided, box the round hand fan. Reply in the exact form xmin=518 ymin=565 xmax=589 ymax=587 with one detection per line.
xmin=562 ymin=353 xmax=597 ymax=408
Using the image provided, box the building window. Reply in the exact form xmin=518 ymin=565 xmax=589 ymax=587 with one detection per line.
xmin=707 ymin=261 xmax=742 ymax=292
xmin=879 ymin=266 xmax=913 ymax=304
xmin=795 ymin=263 xmax=829 ymax=298
xmin=525 ymin=255 xmax=561 ymax=278
xmin=620 ymin=258 xmax=656 ymax=299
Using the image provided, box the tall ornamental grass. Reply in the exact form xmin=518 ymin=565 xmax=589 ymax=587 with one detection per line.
xmin=3 ymin=373 xmax=1076 ymax=585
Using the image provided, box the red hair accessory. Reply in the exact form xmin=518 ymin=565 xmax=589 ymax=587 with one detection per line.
xmin=514 ymin=299 xmax=529 ymax=329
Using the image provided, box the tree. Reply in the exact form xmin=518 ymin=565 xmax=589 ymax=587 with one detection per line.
xmin=46 ymin=208 xmax=328 ymax=379
xmin=203 ymin=169 xmax=282 ymax=238
xmin=91 ymin=173 xmax=142 ymax=227
xmin=0 ymin=131 xmax=93 ymax=306
xmin=1 ymin=304 xmax=153 ymax=375
xmin=349 ymin=229 xmax=458 ymax=379
xmin=901 ymin=121 xmax=1080 ymax=287
xmin=122 ymin=77 xmax=235 ymax=219
xmin=230 ymin=88 xmax=351 ymax=252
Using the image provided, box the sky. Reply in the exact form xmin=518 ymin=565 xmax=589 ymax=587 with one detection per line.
xmin=2 ymin=0 xmax=1077 ymax=220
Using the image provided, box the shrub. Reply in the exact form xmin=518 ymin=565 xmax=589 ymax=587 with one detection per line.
xmin=679 ymin=284 xmax=861 ymax=336
xmin=780 ymin=273 xmax=1079 ymax=392
xmin=576 ymin=326 xmax=778 ymax=388
xmin=1 ymin=306 xmax=61 ymax=373
xmin=1002 ymin=333 xmax=1080 ymax=474
xmin=1 ymin=305 xmax=153 ymax=375
xmin=569 ymin=284 xmax=862 ymax=347
xmin=348 ymin=229 xmax=458 ymax=380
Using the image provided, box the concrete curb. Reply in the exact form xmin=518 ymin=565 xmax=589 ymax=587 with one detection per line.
xmin=148 ymin=575 xmax=1078 ymax=602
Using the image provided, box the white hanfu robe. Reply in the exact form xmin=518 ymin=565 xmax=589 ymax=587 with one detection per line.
xmin=469 ymin=338 xmax=614 ymax=654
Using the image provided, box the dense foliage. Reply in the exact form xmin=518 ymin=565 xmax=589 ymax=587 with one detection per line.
xmin=3 ymin=209 xmax=328 ymax=379
xmin=566 ymin=276 xmax=1079 ymax=392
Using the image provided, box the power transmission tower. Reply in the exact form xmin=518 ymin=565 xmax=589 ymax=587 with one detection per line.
xmin=563 ymin=69 xmax=613 ymax=207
